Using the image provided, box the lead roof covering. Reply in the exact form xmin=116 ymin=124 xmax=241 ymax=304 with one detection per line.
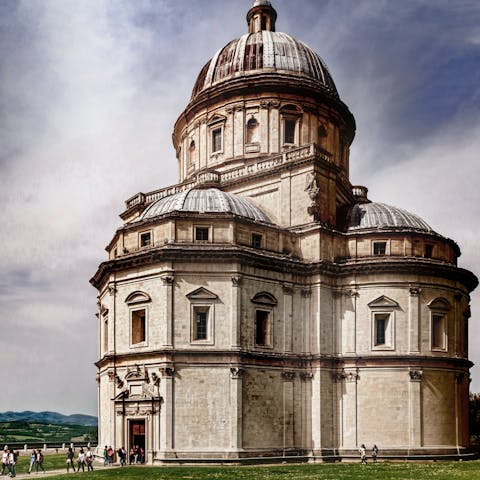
xmin=141 ymin=188 xmax=272 ymax=224
xmin=191 ymin=31 xmax=337 ymax=100
xmin=348 ymin=202 xmax=433 ymax=232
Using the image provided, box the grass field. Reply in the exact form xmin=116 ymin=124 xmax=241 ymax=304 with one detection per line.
xmin=12 ymin=457 xmax=480 ymax=480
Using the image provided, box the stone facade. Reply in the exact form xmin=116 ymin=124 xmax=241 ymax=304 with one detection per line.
xmin=91 ymin=1 xmax=477 ymax=463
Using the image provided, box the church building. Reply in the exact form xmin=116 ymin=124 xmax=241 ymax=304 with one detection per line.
xmin=91 ymin=0 xmax=477 ymax=462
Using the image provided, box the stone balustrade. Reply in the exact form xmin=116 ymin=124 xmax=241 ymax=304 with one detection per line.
xmin=125 ymin=143 xmax=325 ymax=211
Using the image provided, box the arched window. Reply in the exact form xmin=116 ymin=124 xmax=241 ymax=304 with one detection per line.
xmin=125 ymin=291 xmax=151 ymax=347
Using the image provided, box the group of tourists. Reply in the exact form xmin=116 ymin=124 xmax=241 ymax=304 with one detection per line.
xmin=359 ymin=444 xmax=379 ymax=464
xmin=102 ymin=445 xmax=145 ymax=466
xmin=65 ymin=447 xmax=94 ymax=473
xmin=1 ymin=447 xmax=20 ymax=478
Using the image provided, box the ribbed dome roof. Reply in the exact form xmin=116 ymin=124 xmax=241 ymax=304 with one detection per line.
xmin=191 ymin=31 xmax=338 ymax=101
xmin=141 ymin=188 xmax=272 ymax=223
xmin=347 ymin=203 xmax=433 ymax=232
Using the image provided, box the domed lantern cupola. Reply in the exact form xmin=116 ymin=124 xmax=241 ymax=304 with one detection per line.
xmin=247 ymin=0 xmax=277 ymax=33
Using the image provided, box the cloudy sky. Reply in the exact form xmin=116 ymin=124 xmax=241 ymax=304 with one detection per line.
xmin=0 ymin=0 xmax=479 ymax=416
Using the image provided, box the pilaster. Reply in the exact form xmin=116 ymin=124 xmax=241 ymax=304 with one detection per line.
xmin=230 ymin=367 xmax=243 ymax=451
xmin=408 ymin=287 xmax=421 ymax=353
xmin=408 ymin=369 xmax=423 ymax=447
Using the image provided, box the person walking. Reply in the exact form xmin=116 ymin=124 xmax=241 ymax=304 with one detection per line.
xmin=117 ymin=447 xmax=126 ymax=467
xmin=35 ymin=450 xmax=45 ymax=473
xmin=77 ymin=448 xmax=86 ymax=472
xmin=372 ymin=444 xmax=379 ymax=463
xmin=103 ymin=446 xmax=109 ymax=466
xmin=359 ymin=444 xmax=367 ymax=464
xmin=7 ymin=450 xmax=16 ymax=478
xmin=66 ymin=447 xmax=75 ymax=473
xmin=85 ymin=447 xmax=94 ymax=471
xmin=107 ymin=446 xmax=114 ymax=465
xmin=1 ymin=448 xmax=9 ymax=475
xmin=28 ymin=450 xmax=36 ymax=474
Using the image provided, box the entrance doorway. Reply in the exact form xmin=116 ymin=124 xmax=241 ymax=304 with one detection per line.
xmin=129 ymin=420 xmax=146 ymax=463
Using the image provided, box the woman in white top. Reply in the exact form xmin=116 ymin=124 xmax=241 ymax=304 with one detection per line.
xmin=77 ymin=448 xmax=86 ymax=472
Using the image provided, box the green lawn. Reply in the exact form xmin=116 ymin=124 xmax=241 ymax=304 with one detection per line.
xmin=24 ymin=461 xmax=480 ymax=480
xmin=14 ymin=452 xmax=66 ymax=473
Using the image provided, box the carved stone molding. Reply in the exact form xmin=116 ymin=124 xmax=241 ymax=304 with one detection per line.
xmin=159 ymin=366 xmax=175 ymax=378
xmin=301 ymin=288 xmax=311 ymax=298
xmin=409 ymin=370 xmax=423 ymax=382
xmin=260 ymin=100 xmax=280 ymax=109
xmin=455 ymin=372 xmax=466 ymax=384
xmin=230 ymin=367 xmax=244 ymax=379
xmin=300 ymin=372 xmax=314 ymax=381
xmin=96 ymin=372 xmax=100 ymax=384
xmin=282 ymin=371 xmax=295 ymax=381
xmin=161 ymin=276 xmax=174 ymax=286
xmin=344 ymin=371 xmax=359 ymax=383
xmin=108 ymin=285 xmax=117 ymax=295
xmin=115 ymin=375 xmax=124 ymax=389
xmin=107 ymin=370 xmax=116 ymax=382
xmin=282 ymin=283 xmax=294 ymax=295
xmin=332 ymin=372 xmax=344 ymax=383
xmin=231 ymin=276 xmax=243 ymax=286
xmin=409 ymin=287 xmax=421 ymax=296
xmin=347 ymin=288 xmax=358 ymax=298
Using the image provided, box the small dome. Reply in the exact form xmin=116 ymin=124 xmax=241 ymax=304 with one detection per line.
xmin=191 ymin=31 xmax=337 ymax=101
xmin=141 ymin=188 xmax=272 ymax=223
xmin=347 ymin=202 xmax=433 ymax=232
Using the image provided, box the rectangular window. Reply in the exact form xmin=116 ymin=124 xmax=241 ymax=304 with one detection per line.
xmin=131 ymin=309 xmax=146 ymax=345
xmin=212 ymin=127 xmax=222 ymax=153
xmin=193 ymin=307 xmax=209 ymax=341
xmin=284 ymin=119 xmax=296 ymax=144
xmin=255 ymin=310 xmax=270 ymax=346
xmin=424 ymin=244 xmax=434 ymax=258
xmin=140 ymin=231 xmax=152 ymax=248
xmin=103 ymin=318 xmax=108 ymax=353
xmin=432 ymin=314 xmax=445 ymax=350
xmin=373 ymin=241 xmax=386 ymax=255
xmin=195 ymin=227 xmax=209 ymax=241
xmin=374 ymin=314 xmax=388 ymax=346
xmin=251 ymin=233 xmax=262 ymax=249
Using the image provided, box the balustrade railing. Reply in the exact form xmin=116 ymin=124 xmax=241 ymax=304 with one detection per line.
xmin=125 ymin=143 xmax=325 ymax=211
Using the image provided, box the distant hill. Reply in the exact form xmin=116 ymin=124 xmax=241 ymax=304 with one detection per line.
xmin=0 ymin=411 xmax=97 ymax=426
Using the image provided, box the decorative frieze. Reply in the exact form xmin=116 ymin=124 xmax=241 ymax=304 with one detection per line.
xmin=260 ymin=100 xmax=280 ymax=109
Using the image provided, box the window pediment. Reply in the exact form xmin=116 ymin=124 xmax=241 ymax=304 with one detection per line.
xmin=368 ymin=296 xmax=399 ymax=309
xmin=207 ymin=114 xmax=226 ymax=126
xmin=251 ymin=292 xmax=277 ymax=306
xmin=186 ymin=287 xmax=218 ymax=300
xmin=428 ymin=297 xmax=451 ymax=311
xmin=125 ymin=291 xmax=151 ymax=305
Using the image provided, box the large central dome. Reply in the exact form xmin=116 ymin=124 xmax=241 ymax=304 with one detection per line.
xmin=191 ymin=0 xmax=338 ymax=102
xmin=191 ymin=31 xmax=338 ymax=101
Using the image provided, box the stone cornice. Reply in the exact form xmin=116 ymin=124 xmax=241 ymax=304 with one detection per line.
xmin=95 ymin=349 xmax=472 ymax=371
xmin=90 ymin=244 xmax=477 ymax=293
